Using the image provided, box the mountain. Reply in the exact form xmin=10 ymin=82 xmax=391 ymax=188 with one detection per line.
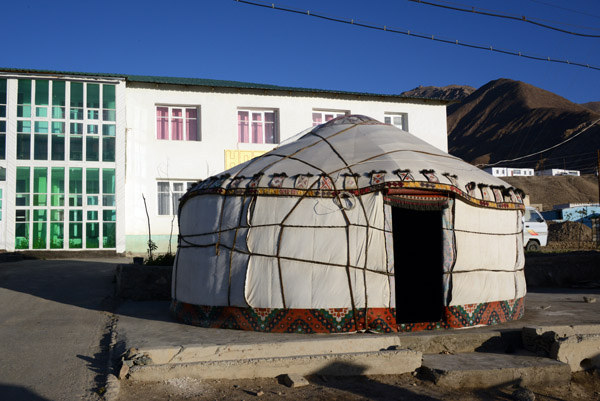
xmin=447 ymin=79 xmax=600 ymax=173
xmin=401 ymin=84 xmax=475 ymax=101
xmin=581 ymin=102 xmax=600 ymax=113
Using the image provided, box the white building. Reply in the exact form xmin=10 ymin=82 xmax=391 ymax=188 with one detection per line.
xmin=483 ymin=167 xmax=535 ymax=177
xmin=536 ymin=169 xmax=580 ymax=177
xmin=0 ymin=69 xmax=449 ymax=254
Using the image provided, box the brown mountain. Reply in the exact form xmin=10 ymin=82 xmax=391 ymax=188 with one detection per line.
xmin=401 ymin=84 xmax=475 ymax=101
xmin=447 ymin=79 xmax=600 ymax=173
xmin=581 ymin=102 xmax=600 ymax=113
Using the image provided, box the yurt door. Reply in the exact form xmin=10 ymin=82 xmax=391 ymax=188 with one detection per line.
xmin=391 ymin=207 xmax=444 ymax=323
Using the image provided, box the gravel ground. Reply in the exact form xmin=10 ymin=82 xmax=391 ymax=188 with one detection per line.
xmin=117 ymin=370 xmax=600 ymax=401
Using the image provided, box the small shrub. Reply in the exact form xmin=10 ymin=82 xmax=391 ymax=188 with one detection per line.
xmin=145 ymin=253 xmax=176 ymax=266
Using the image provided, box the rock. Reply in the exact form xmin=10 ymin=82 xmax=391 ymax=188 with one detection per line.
xmin=125 ymin=347 xmax=138 ymax=359
xmin=118 ymin=363 xmax=129 ymax=379
xmin=512 ymin=387 xmax=535 ymax=401
xmin=255 ymin=390 xmax=264 ymax=396
xmin=282 ymin=374 xmax=309 ymax=388
xmin=583 ymin=297 xmax=596 ymax=303
xmin=123 ymin=359 xmax=134 ymax=367
xmin=133 ymin=355 xmax=154 ymax=366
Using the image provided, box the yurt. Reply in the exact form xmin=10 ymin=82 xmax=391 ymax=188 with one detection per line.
xmin=171 ymin=115 xmax=526 ymax=333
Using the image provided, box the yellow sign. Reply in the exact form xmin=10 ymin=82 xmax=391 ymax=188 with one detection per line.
xmin=225 ymin=150 xmax=268 ymax=170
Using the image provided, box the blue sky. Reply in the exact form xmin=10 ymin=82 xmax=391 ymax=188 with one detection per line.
xmin=4 ymin=0 xmax=600 ymax=103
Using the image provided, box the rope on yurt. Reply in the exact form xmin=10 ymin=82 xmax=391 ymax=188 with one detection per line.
xmin=272 ymin=175 xmax=325 ymax=309
xmin=175 ymin=241 xmax=395 ymax=275
xmin=309 ymin=130 xmax=372 ymax=331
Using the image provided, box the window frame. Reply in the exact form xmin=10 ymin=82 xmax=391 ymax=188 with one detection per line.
xmin=237 ymin=109 xmax=279 ymax=144
xmin=311 ymin=110 xmax=348 ymax=127
xmin=155 ymin=105 xmax=200 ymax=142
xmin=157 ymin=180 xmax=197 ymax=216
xmin=384 ymin=112 xmax=408 ymax=131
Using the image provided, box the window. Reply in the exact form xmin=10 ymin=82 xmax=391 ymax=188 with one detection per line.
xmin=156 ymin=106 xmax=199 ymax=141
xmin=384 ymin=113 xmax=408 ymax=130
xmin=11 ymin=79 xmax=117 ymax=251
xmin=16 ymin=80 xmax=117 ymax=162
xmin=524 ymin=208 xmax=544 ymax=223
xmin=157 ymin=181 xmax=196 ymax=215
xmin=312 ymin=110 xmax=346 ymax=127
xmin=237 ymin=110 xmax=278 ymax=144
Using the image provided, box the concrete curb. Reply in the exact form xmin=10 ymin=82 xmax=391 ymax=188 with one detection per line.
xmin=127 ymin=349 xmax=422 ymax=382
xmin=102 ymin=314 xmax=120 ymax=401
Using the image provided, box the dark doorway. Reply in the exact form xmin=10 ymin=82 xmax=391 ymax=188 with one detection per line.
xmin=392 ymin=207 xmax=443 ymax=323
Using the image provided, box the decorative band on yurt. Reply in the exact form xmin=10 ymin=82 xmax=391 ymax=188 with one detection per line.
xmin=170 ymin=297 xmax=525 ymax=334
xmin=384 ymin=189 xmax=449 ymax=211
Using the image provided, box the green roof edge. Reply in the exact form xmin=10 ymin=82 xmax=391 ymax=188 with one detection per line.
xmin=0 ymin=67 xmax=450 ymax=103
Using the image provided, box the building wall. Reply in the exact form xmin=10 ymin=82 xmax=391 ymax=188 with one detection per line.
xmin=124 ymin=83 xmax=448 ymax=253
xmin=0 ymin=73 xmax=126 ymax=252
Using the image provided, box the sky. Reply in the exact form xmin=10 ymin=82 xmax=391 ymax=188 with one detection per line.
xmin=4 ymin=0 xmax=600 ymax=104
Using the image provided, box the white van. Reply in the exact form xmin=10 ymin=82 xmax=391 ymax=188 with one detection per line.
xmin=523 ymin=206 xmax=548 ymax=251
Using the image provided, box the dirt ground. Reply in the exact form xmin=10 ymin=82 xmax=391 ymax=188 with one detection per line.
xmin=117 ymin=370 xmax=600 ymax=401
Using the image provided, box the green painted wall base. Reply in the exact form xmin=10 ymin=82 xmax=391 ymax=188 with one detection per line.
xmin=126 ymin=235 xmax=178 ymax=255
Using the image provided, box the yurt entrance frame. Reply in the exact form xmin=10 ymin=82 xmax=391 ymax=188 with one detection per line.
xmin=384 ymin=189 xmax=449 ymax=325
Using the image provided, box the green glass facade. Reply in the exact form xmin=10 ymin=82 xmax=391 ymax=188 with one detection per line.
xmin=12 ymin=78 xmax=118 ymax=250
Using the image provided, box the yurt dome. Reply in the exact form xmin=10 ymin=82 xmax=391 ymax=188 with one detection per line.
xmin=171 ymin=115 xmax=526 ymax=333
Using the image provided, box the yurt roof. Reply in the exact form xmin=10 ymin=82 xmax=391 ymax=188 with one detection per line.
xmin=183 ymin=115 xmax=524 ymax=210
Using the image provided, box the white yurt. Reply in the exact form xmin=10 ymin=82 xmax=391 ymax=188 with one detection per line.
xmin=171 ymin=115 xmax=526 ymax=333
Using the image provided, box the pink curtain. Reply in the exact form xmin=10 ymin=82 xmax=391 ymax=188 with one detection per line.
xmin=312 ymin=112 xmax=322 ymax=126
xmin=251 ymin=113 xmax=263 ymax=144
xmin=186 ymin=108 xmax=197 ymax=141
xmin=238 ymin=111 xmax=249 ymax=142
xmin=156 ymin=107 xmax=169 ymax=139
xmin=171 ymin=108 xmax=183 ymax=140
xmin=264 ymin=112 xmax=275 ymax=143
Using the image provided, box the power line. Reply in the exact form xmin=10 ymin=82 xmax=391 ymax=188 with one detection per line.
xmin=529 ymin=0 xmax=600 ymax=21
xmin=235 ymin=0 xmax=600 ymax=72
xmin=477 ymin=117 xmax=600 ymax=167
xmin=407 ymin=0 xmax=600 ymax=37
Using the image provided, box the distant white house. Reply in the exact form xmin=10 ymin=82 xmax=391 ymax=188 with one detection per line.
xmin=536 ymin=169 xmax=580 ymax=177
xmin=483 ymin=167 xmax=534 ymax=177
xmin=0 ymin=68 xmax=450 ymax=254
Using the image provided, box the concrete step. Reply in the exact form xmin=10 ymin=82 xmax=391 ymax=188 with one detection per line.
xmin=421 ymin=351 xmax=571 ymax=389
xmin=126 ymin=348 xmax=422 ymax=382
xmin=132 ymin=329 xmax=519 ymax=366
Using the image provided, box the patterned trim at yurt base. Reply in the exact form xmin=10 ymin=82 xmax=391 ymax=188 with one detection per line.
xmin=170 ymin=297 xmax=524 ymax=334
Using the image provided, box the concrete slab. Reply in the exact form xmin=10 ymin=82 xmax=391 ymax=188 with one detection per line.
xmin=127 ymin=349 xmax=422 ymax=382
xmin=551 ymin=334 xmax=600 ymax=372
xmin=421 ymin=352 xmax=571 ymax=389
xmin=114 ymin=289 xmax=600 ymax=383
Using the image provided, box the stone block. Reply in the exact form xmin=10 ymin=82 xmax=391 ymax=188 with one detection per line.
xmin=282 ymin=374 xmax=309 ymax=388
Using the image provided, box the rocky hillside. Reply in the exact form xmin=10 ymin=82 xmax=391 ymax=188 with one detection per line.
xmin=502 ymin=175 xmax=598 ymax=211
xmin=447 ymin=79 xmax=600 ymax=173
xmin=401 ymin=84 xmax=475 ymax=101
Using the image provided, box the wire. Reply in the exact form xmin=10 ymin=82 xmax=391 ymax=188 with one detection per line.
xmin=235 ymin=0 xmax=600 ymax=72
xmin=529 ymin=0 xmax=600 ymax=21
xmin=477 ymin=117 xmax=600 ymax=167
xmin=407 ymin=0 xmax=600 ymax=37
